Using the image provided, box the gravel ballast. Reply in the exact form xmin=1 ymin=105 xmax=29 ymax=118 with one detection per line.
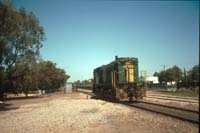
xmin=0 ymin=93 xmax=198 ymax=133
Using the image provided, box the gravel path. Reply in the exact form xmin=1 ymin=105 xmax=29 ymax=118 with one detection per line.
xmin=0 ymin=93 xmax=198 ymax=133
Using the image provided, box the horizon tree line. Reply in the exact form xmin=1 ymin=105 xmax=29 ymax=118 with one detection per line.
xmin=153 ymin=65 xmax=199 ymax=88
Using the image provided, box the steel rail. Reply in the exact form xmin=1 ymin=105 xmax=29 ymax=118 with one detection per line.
xmin=146 ymin=96 xmax=199 ymax=103
xmin=124 ymin=102 xmax=199 ymax=124
xmin=137 ymin=100 xmax=199 ymax=113
xmin=78 ymin=90 xmax=199 ymax=124
xmin=148 ymin=94 xmax=199 ymax=100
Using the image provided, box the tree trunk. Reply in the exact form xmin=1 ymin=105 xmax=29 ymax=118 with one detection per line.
xmin=25 ymin=91 xmax=28 ymax=97
xmin=0 ymin=91 xmax=4 ymax=101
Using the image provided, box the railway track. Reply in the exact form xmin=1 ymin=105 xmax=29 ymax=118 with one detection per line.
xmin=77 ymin=89 xmax=94 ymax=96
xmin=146 ymin=96 xmax=199 ymax=103
xmin=77 ymin=89 xmax=199 ymax=124
xmin=138 ymin=100 xmax=199 ymax=113
xmin=124 ymin=101 xmax=199 ymax=124
xmin=147 ymin=94 xmax=199 ymax=100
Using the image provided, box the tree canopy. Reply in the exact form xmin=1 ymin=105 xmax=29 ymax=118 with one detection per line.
xmin=154 ymin=65 xmax=182 ymax=83
xmin=0 ymin=1 xmax=45 ymax=71
xmin=37 ymin=61 xmax=70 ymax=93
xmin=187 ymin=65 xmax=199 ymax=82
xmin=0 ymin=1 xmax=70 ymax=98
xmin=154 ymin=65 xmax=199 ymax=86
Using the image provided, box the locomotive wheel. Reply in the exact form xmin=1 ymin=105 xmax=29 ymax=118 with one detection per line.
xmin=104 ymin=89 xmax=107 ymax=99
xmin=98 ymin=88 xmax=101 ymax=99
xmin=129 ymin=96 xmax=133 ymax=102
xmin=99 ymin=89 xmax=101 ymax=99
xmin=102 ymin=89 xmax=105 ymax=99
xmin=111 ymin=89 xmax=117 ymax=102
xmin=108 ymin=89 xmax=112 ymax=100
xmin=100 ymin=89 xmax=103 ymax=99
xmin=96 ymin=88 xmax=99 ymax=99
xmin=106 ymin=89 xmax=110 ymax=100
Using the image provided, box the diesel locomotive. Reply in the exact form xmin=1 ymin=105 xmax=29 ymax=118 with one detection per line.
xmin=93 ymin=56 xmax=144 ymax=101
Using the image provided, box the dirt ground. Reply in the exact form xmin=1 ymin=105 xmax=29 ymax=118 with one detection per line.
xmin=0 ymin=92 xmax=199 ymax=133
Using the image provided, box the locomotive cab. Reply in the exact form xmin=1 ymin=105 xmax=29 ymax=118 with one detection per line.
xmin=93 ymin=56 xmax=144 ymax=101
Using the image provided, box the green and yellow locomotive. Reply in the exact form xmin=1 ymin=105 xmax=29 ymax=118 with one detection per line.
xmin=93 ymin=56 xmax=144 ymax=101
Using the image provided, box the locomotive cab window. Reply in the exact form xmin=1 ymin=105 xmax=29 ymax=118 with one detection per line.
xmin=124 ymin=62 xmax=134 ymax=83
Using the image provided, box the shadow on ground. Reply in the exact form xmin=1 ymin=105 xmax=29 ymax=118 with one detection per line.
xmin=0 ymin=96 xmax=44 ymax=112
xmin=3 ymin=95 xmax=42 ymax=101
xmin=0 ymin=103 xmax=19 ymax=111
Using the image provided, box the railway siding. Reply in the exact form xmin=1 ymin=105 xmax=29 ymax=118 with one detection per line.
xmin=146 ymin=96 xmax=199 ymax=103
xmin=148 ymin=94 xmax=199 ymax=100
xmin=126 ymin=102 xmax=199 ymax=124
xmin=78 ymin=89 xmax=199 ymax=124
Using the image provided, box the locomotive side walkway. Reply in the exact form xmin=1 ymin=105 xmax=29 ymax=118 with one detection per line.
xmin=0 ymin=93 xmax=198 ymax=133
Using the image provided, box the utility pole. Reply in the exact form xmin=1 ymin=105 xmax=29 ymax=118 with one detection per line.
xmin=183 ymin=68 xmax=186 ymax=81
xmin=161 ymin=65 xmax=168 ymax=71
xmin=161 ymin=65 xmax=169 ymax=86
xmin=140 ymin=70 xmax=147 ymax=88
xmin=183 ymin=68 xmax=187 ymax=88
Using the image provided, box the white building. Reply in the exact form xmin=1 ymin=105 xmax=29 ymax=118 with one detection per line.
xmin=142 ymin=76 xmax=159 ymax=84
xmin=64 ymin=83 xmax=73 ymax=93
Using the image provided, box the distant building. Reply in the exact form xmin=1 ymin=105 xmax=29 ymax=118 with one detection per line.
xmin=142 ymin=76 xmax=159 ymax=84
xmin=64 ymin=83 xmax=73 ymax=93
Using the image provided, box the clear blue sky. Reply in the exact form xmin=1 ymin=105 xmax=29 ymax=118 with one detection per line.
xmin=13 ymin=0 xmax=199 ymax=82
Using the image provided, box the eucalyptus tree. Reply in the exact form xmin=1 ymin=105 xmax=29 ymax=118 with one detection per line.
xmin=38 ymin=61 xmax=70 ymax=93
xmin=187 ymin=65 xmax=199 ymax=86
xmin=0 ymin=1 xmax=45 ymax=98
